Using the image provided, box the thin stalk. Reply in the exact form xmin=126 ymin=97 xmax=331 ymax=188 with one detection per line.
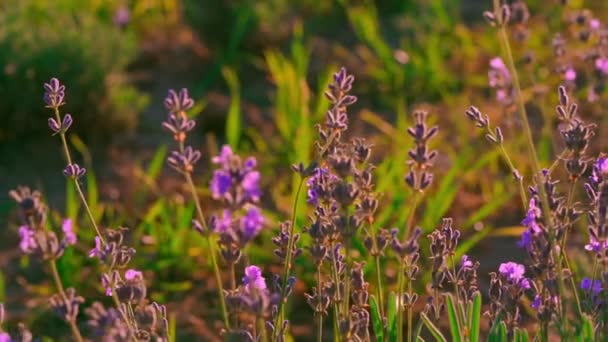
xmin=342 ymin=210 xmax=351 ymax=316
xmin=53 ymin=108 xmax=106 ymax=245
xmin=111 ymin=284 xmax=137 ymax=342
xmin=398 ymin=192 xmax=419 ymax=342
xmin=406 ymin=278 xmax=413 ymax=342
xmin=273 ymin=177 xmax=305 ymax=339
xmin=184 ymin=172 xmax=230 ymax=329
xmin=317 ymin=266 xmax=324 ymax=342
xmin=49 ymin=260 xmax=84 ymax=342
xmin=374 ymin=254 xmax=385 ymax=320
xmin=494 ymin=1 xmax=568 ymax=332
xmin=229 ymin=263 xmax=236 ymax=290
xmin=497 ymin=143 xmax=527 ymax=208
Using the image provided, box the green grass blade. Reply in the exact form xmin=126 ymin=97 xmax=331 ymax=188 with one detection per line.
xmin=469 ymin=292 xmax=482 ymax=342
xmin=445 ymin=293 xmax=463 ymax=342
xmin=370 ymin=295 xmax=384 ymax=341
xmin=222 ymin=66 xmax=241 ymax=148
xmin=420 ymin=312 xmax=447 ymax=342
xmin=387 ymin=291 xmax=397 ymax=341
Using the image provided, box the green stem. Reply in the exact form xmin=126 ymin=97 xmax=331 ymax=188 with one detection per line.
xmin=49 ymin=260 xmax=84 ymax=342
xmin=398 ymin=192 xmax=420 ymax=342
xmin=184 ymin=172 xmax=230 ymax=329
xmin=494 ymin=0 xmax=568 ymax=333
xmin=374 ymin=254 xmax=385 ymax=320
xmin=317 ymin=266 xmax=324 ymax=342
xmin=273 ymin=177 xmax=305 ymax=340
xmin=53 ymin=108 xmax=106 ymax=245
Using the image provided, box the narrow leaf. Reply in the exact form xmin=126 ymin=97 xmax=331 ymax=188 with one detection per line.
xmin=370 ymin=295 xmax=384 ymax=341
xmin=387 ymin=292 xmax=398 ymax=341
xmin=420 ymin=312 xmax=447 ymax=342
xmin=446 ymin=293 xmax=463 ymax=342
xmin=469 ymin=292 xmax=482 ymax=342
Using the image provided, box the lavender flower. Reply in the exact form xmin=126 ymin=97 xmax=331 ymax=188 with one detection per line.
xmin=488 ymin=57 xmax=513 ymax=104
xmin=209 ymin=145 xmax=262 ymax=206
xmin=242 ymin=207 xmax=264 ymax=241
xmin=596 ymin=58 xmax=608 ymax=75
xmin=62 ymin=219 xmax=77 ymax=245
xmin=581 ymin=277 xmax=602 ymax=295
xmin=43 ymin=78 xmax=66 ymax=108
xmin=498 ymin=262 xmax=526 ymax=284
xmin=243 ymin=265 xmax=267 ymax=293
xmin=18 ymin=225 xmax=36 ymax=253
xmin=164 ymin=88 xmax=194 ymax=114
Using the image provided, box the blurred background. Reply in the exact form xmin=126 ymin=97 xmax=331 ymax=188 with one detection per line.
xmin=2 ymin=0 xmax=608 ymax=340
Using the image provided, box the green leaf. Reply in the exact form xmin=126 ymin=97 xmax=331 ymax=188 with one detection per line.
xmin=469 ymin=292 xmax=482 ymax=342
xmin=370 ymin=295 xmax=384 ymax=341
xmin=445 ymin=293 xmax=463 ymax=342
xmin=147 ymin=145 xmax=168 ymax=180
xmin=420 ymin=312 xmax=447 ymax=342
xmin=387 ymin=292 xmax=397 ymax=341
xmin=488 ymin=319 xmax=508 ymax=342
xmin=222 ymin=66 xmax=241 ymax=148
xmin=577 ymin=314 xmax=594 ymax=342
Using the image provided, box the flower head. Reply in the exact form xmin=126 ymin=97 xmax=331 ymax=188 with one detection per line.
xmin=62 ymin=219 xmax=77 ymax=245
xmin=243 ymin=265 xmax=267 ymax=293
xmin=564 ymin=67 xmax=576 ymax=81
xmin=43 ymin=78 xmax=66 ymax=108
xmin=18 ymin=225 xmax=36 ymax=254
xmin=164 ymin=88 xmax=194 ymax=114
xmin=88 ymin=236 xmax=103 ymax=258
xmin=125 ymin=269 xmax=143 ymax=282
xmin=595 ymin=58 xmax=608 ymax=75
xmin=499 ymin=262 xmax=526 ymax=282
xmin=242 ymin=207 xmax=264 ymax=240
xmin=581 ymin=277 xmax=602 ymax=295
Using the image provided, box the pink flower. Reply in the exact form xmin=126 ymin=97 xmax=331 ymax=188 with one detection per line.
xmin=590 ymin=19 xmax=601 ymax=30
xmin=18 ymin=225 xmax=36 ymax=253
xmin=595 ymin=58 xmax=608 ymax=75
xmin=88 ymin=236 xmax=103 ymax=258
xmin=125 ymin=269 xmax=143 ymax=282
xmin=242 ymin=265 xmax=266 ymax=292
xmin=62 ymin=219 xmax=77 ymax=245
xmin=564 ymin=67 xmax=576 ymax=81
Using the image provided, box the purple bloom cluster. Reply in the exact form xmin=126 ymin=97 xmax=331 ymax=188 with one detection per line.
xmin=488 ymin=57 xmax=513 ymax=105
xmin=210 ymin=145 xmax=261 ymax=205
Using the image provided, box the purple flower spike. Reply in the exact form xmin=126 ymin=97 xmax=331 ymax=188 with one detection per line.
xmin=596 ymin=58 xmax=608 ymax=75
xmin=18 ymin=225 xmax=36 ymax=253
xmin=125 ymin=269 xmax=143 ymax=281
xmin=460 ymin=255 xmax=473 ymax=268
xmin=113 ymin=6 xmax=130 ymax=28
xmin=581 ymin=277 xmax=602 ymax=295
xmin=564 ymin=67 xmax=576 ymax=81
xmin=43 ymin=78 xmax=66 ymax=108
xmin=0 ymin=332 xmax=10 ymax=342
xmin=63 ymin=163 xmax=86 ymax=179
xmin=242 ymin=206 xmax=264 ymax=240
xmin=210 ymin=170 xmax=233 ymax=199
xmin=88 ymin=236 xmax=103 ymax=258
xmin=212 ymin=145 xmax=233 ymax=168
xmin=62 ymin=219 xmax=77 ymax=245
xmin=164 ymin=88 xmax=194 ymax=114
xmin=242 ymin=170 xmax=261 ymax=202
xmin=48 ymin=118 xmax=61 ymax=133
xmin=243 ymin=265 xmax=267 ymax=292
xmin=499 ymin=262 xmax=526 ymax=282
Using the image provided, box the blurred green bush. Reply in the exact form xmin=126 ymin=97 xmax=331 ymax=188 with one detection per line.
xmin=0 ymin=0 xmax=148 ymax=141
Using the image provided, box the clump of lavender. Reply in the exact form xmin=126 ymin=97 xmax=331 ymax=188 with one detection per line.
xmin=208 ymin=145 xmax=265 ymax=279
xmin=300 ymin=67 xmax=377 ymax=341
xmin=0 ymin=305 xmax=32 ymax=342
xmin=43 ymin=78 xmax=168 ymax=341
xmin=9 ymin=186 xmax=83 ymax=341
xmin=223 ymin=265 xmax=283 ymax=341
xmin=486 ymin=262 xmax=531 ymax=333
xmin=162 ymin=88 xmax=230 ymax=330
